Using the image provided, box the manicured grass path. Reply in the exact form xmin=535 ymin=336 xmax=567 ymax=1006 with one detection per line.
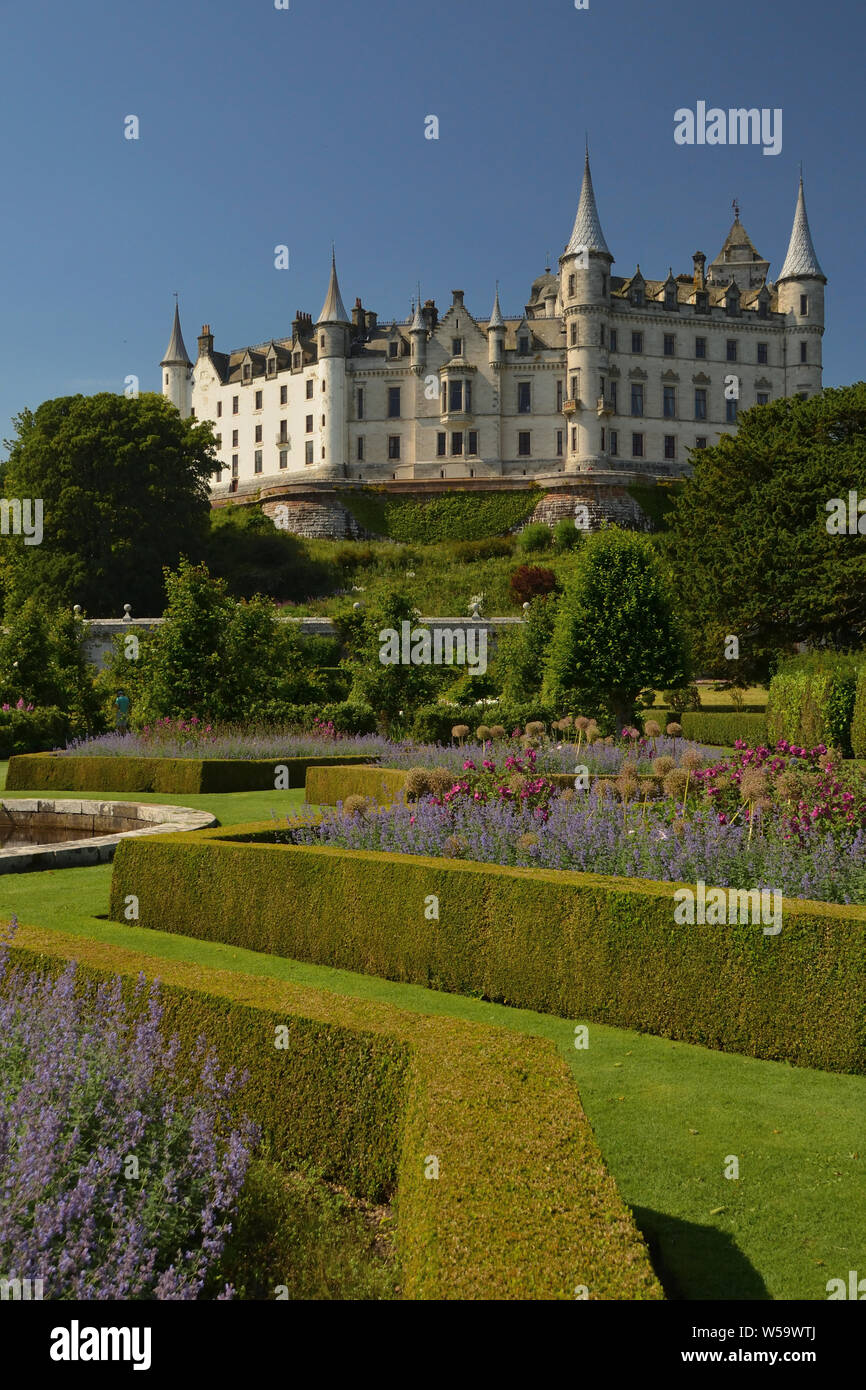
xmin=1 ymin=768 xmax=862 ymax=1300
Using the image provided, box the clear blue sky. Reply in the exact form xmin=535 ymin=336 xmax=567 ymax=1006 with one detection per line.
xmin=0 ymin=0 xmax=862 ymax=455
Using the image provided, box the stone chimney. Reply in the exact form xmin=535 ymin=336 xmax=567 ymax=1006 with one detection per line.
xmin=198 ymin=324 xmax=214 ymax=357
xmin=451 ymin=289 xmax=465 ymax=308
xmin=423 ymin=298 xmax=438 ymax=330
xmin=364 ymin=309 xmax=378 ymax=333
xmin=693 ymin=252 xmax=706 ymax=291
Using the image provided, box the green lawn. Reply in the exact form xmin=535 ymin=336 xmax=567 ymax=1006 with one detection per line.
xmin=0 ymin=768 xmax=862 ymax=1301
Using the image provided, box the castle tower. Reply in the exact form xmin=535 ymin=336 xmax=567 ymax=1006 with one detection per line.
xmin=410 ymin=298 xmax=427 ymax=371
xmin=488 ymin=284 xmax=505 ymax=366
xmin=315 ymin=250 xmax=350 ymax=475
xmin=775 ymin=177 xmax=825 ymax=397
xmin=160 ymin=303 xmax=193 ymax=418
xmin=559 ymin=148 xmax=613 ymax=472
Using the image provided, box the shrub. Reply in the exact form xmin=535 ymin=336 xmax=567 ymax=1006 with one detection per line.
xmin=552 ymin=518 xmax=582 ymax=552
xmin=517 ymin=522 xmax=552 ymax=555
xmin=449 ymin=537 xmax=515 ymax=562
xmin=680 ymin=711 xmax=767 ymax=747
xmin=0 ymin=705 xmax=72 ymax=759
xmin=509 ymin=564 xmax=557 ymax=606
xmin=662 ymin=684 xmax=701 ymax=715
xmin=768 ymin=653 xmax=863 ymax=758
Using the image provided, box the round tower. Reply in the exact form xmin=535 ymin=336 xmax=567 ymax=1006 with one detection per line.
xmin=410 ymin=298 xmax=427 ymax=371
xmin=774 ymin=177 xmax=826 ymax=398
xmin=559 ymin=149 xmax=613 ymax=472
xmin=315 ymin=250 xmax=350 ymax=476
xmin=160 ymin=303 xmax=193 ymax=418
xmin=488 ymin=284 xmax=505 ymax=366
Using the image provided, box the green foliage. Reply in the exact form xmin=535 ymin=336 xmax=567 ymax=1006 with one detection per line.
xmin=664 ymin=385 xmax=866 ymax=659
xmin=494 ymin=596 xmax=558 ymax=704
xmin=339 ymin=587 xmax=441 ymax=728
xmin=679 ymin=711 xmax=768 ymax=747
xmin=662 ymin=684 xmax=701 ymax=715
xmin=552 ymin=518 xmax=582 ymax=552
xmin=340 ymin=488 xmax=540 ymax=542
xmin=766 ymin=652 xmax=863 ymax=756
xmin=5 ymin=752 xmax=376 ymax=794
xmin=0 ymin=598 xmax=104 ymax=735
xmin=205 ymin=508 xmax=333 ymax=603
xmin=0 ymin=393 xmax=215 ymax=616
xmin=0 ymin=707 xmax=73 ymax=759
xmin=626 ymin=481 xmax=683 ymax=531
xmin=517 ymin=522 xmax=552 ymax=554
xmin=110 ymin=827 xmax=866 ymax=1076
xmin=543 ymin=529 xmax=688 ymax=728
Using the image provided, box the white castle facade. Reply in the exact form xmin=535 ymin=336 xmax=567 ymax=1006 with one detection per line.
xmin=161 ymin=156 xmax=825 ymax=495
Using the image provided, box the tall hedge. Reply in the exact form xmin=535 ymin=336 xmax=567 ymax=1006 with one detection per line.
xmin=766 ymin=653 xmax=863 ymax=756
xmin=341 ymin=489 xmax=541 ymax=542
xmin=5 ymin=752 xmax=377 ymax=794
xmin=5 ymin=924 xmax=661 ymax=1301
xmin=109 ymin=827 xmax=866 ymax=1075
xmin=679 ymin=711 xmax=767 ymax=747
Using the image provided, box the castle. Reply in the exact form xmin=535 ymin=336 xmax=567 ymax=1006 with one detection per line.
xmin=160 ymin=154 xmax=825 ymax=527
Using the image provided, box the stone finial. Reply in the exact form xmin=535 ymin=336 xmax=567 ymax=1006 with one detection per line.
xmin=73 ymin=604 xmax=81 ymax=616
xmin=123 ymin=603 xmax=132 ymax=620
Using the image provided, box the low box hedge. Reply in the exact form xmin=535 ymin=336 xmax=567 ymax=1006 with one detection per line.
xmin=3 ymin=924 xmax=661 ymax=1301
xmin=305 ymin=765 xmax=660 ymax=807
xmin=5 ymin=752 xmax=378 ymax=795
xmin=109 ymin=825 xmax=866 ymax=1075
xmin=680 ymin=711 xmax=767 ymax=747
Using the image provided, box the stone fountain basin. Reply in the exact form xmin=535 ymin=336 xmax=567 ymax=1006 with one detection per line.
xmin=0 ymin=798 xmax=217 ymax=873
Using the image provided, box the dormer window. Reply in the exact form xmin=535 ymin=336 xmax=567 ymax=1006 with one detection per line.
xmin=631 ymin=285 xmax=643 ymax=307
xmin=267 ymin=358 xmax=276 ymax=377
xmin=243 ymin=363 xmax=252 ymax=381
xmin=758 ymin=298 xmax=769 ymax=319
xmin=389 ymin=341 xmax=399 ymax=358
xmin=695 ymin=291 xmax=709 ymax=313
xmin=665 ymin=286 xmax=677 ymax=310
xmin=519 ymin=335 xmax=529 ymax=354
xmin=293 ymin=352 xmax=300 ymax=368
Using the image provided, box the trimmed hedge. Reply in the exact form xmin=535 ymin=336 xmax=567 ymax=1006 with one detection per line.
xmin=4 ymin=925 xmax=661 ymax=1301
xmin=306 ymin=765 xmax=409 ymax=806
xmin=680 ymin=711 xmax=767 ymax=747
xmin=766 ymin=654 xmax=863 ymax=757
xmin=5 ymin=752 xmax=378 ymax=795
xmin=110 ymin=826 xmax=866 ymax=1075
xmin=341 ymin=488 xmax=542 ymax=543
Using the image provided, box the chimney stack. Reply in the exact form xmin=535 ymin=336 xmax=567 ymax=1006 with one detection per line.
xmin=693 ymin=252 xmax=706 ymax=291
xmin=198 ymin=324 xmax=214 ymax=357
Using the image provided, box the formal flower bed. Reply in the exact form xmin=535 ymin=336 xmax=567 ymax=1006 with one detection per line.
xmin=280 ymin=741 xmax=866 ymax=905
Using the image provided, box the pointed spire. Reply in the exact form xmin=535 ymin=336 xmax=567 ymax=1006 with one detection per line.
xmin=410 ymin=297 xmax=425 ymax=331
xmin=489 ymin=282 xmax=505 ymax=329
xmin=566 ymin=148 xmax=611 ymax=258
xmin=777 ymin=177 xmax=825 ymax=282
xmin=161 ymin=303 xmax=192 ymax=366
xmin=316 ymin=248 xmax=349 ymax=324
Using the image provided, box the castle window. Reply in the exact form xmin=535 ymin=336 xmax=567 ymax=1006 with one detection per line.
xmin=232 ymin=430 xmax=238 ymax=447
xmin=452 ymin=338 xmax=462 ymax=356
xmin=695 ymin=389 xmax=707 ymax=420
xmin=695 ymin=291 xmax=709 ymax=313
xmin=600 ymin=428 xmax=605 ymax=450
xmin=800 ymin=295 xmax=808 ymax=315
xmin=267 ymin=359 xmax=276 ymax=377
xmin=244 ymin=364 xmax=252 ymax=381
xmin=320 ymin=335 xmax=325 ymax=350
xmin=517 ymin=382 xmax=531 ymax=414
xmin=388 ymin=436 xmax=401 ymax=459
xmin=190 ymin=408 xmax=195 ymax=419
xmin=631 ymin=384 xmax=644 ymax=417
xmin=232 ymin=396 xmax=239 ymax=414
xmin=254 ymin=450 xmax=262 ymax=474
xmin=758 ymin=299 xmax=769 ymax=319
xmin=306 ymin=415 xmax=313 ymax=432
xmin=664 ymin=334 xmax=676 ymax=357
xmin=518 ymin=431 xmax=531 ymax=456
xmin=305 ymin=441 xmax=314 ymax=464
xmin=519 ymin=335 xmax=529 ymax=354
xmin=465 ymin=380 xmax=472 ymax=411
xmin=571 ymin=427 xmax=577 ymax=450
xmin=570 ymin=323 xmax=578 ymax=346
xmin=609 ymin=429 xmax=618 ymax=456
xmin=389 ymin=341 xmax=399 ymax=358
xmin=164 ymin=373 xmax=169 ymax=388
xmin=600 ymin=325 xmax=606 ymax=346
xmin=215 ymin=435 xmax=221 ymax=448
xmin=631 ymin=331 xmax=643 ymax=353
xmin=609 ymin=329 xmax=617 ymax=352
xmin=757 ymin=342 xmax=768 ymax=364
xmin=231 ymin=455 xmax=238 ymax=477
xmin=800 ymin=342 xmax=808 ymax=363
xmin=255 ymin=390 xmax=263 ymax=409
xmin=451 ymin=432 xmax=463 ymax=456
xmin=570 ymin=375 xmax=578 ymax=400
xmin=468 ymin=430 xmax=478 ymax=455
xmin=568 ymin=274 xmax=575 ymax=295
xmin=357 ymin=388 xmax=364 ymax=419
xmin=255 ymin=425 xmax=262 ymax=443
xmin=306 ymin=379 xmax=314 ymax=398
xmin=609 ymin=381 xmax=617 ymax=411
xmin=293 ymin=352 xmax=301 ymax=368
xmin=726 ymin=340 xmax=737 ymax=362
xmin=726 ymin=399 xmax=738 ymax=423
xmin=322 ymin=379 xmax=326 ymax=392
xmin=357 ymin=437 xmax=364 ymax=461
xmin=437 ymin=432 xmax=446 ymax=456
xmin=216 ymin=401 xmax=222 ymax=417
xmin=556 ymin=429 xmax=563 ymax=457
xmin=695 ymin=437 xmax=707 ymax=449
xmin=601 ymin=274 xmax=607 ymax=295
xmin=631 ymin=285 xmax=644 ymax=307
xmin=695 ymin=337 xmax=707 ymax=359
xmin=663 ymin=386 xmax=676 ymax=418
xmin=321 ymin=415 xmax=325 ymax=427
xmin=280 ymin=385 xmax=288 ymax=404
xmin=556 ymin=380 xmax=563 ymax=411
xmin=278 ymin=421 xmax=288 ymax=443
xmin=757 ymin=392 xmax=769 ymax=406
xmin=665 ymin=286 xmax=677 ymax=310
xmin=664 ymin=435 xmax=676 ymax=459
xmin=631 ymin=433 xmax=644 ymax=457
xmin=448 ymin=380 xmax=463 ymax=412
xmin=279 ymin=450 xmax=288 ymax=469
xmin=388 ymin=387 xmax=401 ymax=417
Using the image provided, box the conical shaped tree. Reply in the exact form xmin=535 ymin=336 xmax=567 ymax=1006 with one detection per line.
xmin=543 ymin=528 xmax=687 ymax=730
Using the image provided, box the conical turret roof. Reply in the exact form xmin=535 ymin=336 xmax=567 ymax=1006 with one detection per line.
xmin=777 ymin=178 xmax=825 ymax=282
xmin=488 ymin=284 xmax=505 ymax=328
xmin=566 ymin=150 xmax=611 ymax=258
xmin=161 ymin=304 xmax=192 ymax=366
xmin=317 ymin=250 xmax=350 ymax=324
